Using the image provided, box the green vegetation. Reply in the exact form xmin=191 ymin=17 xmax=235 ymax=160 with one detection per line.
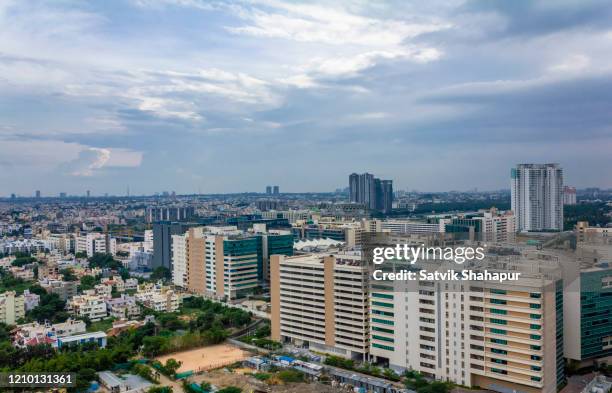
xmin=61 ymin=267 xmax=78 ymax=282
xmin=151 ymin=266 xmax=171 ymax=281
xmin=11 ymin=256 xmax=37 ymax=267
xmin=216 ymin=387 xmax=242 ymax=393
xmin=238 ymin=322 xmax=282 ymax=349
xmin=151 ymin=358 xmax=182 ymax=378
xmin=253 ymin=372 xmax=271 ymax=381
xmin=79 ymin=275 xmax=99 ymax=291
xmin=0 ymin=269 xmax=31 ymax=294
xmin=324 ymin=355 xmax=400 ymax=381
xmin=88 ymin=253 xmax=123 ymax=270
xmin=323 ymin=355 xmax=354 ymax=369
xmin=564 ymin=202 xmax=611 ymax=230
xmin=404 ymin=370 xmax=452 ymax=393
xmin=27 ymin=285 xmax=70 ymax=323
xmin=277 ymin=369 xmax=305 ymax=383
xmin=147 ymin=387 xmax=173 ymax=393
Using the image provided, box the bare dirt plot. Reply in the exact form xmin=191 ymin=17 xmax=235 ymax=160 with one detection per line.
xmin=191 ymin=370 xmax=338 ymax=393
xmin=155 ymin=343 xmax=248 ymax=373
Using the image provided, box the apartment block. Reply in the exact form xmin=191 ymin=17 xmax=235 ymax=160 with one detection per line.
xmin=171 ymin=232 xmax=188 ymax=287
xmin=271 ymin=252 xmax=369 ymax=360
xmin=0 ymin=291 xmax=25 ymax=325
xmin=75 ymin=233 xmax=117 ymax=257
xmin=511 ymin=164 xmax=563 ymax=232
xmin=68 ymin=292 xmax=108 ymax=321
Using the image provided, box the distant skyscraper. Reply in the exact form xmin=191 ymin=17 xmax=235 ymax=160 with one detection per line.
xmin=349 ymin=173 xmax=393 ymax=212
xmin=35 ymin=190 xmax=41 ymax=198
xmin=86 ymin=190 xmax=91 ymax=198
xmin=563 ymin=186 xmax=577 ymax=205
xmin=273 ymin=185 xmax=279 ymax=195
xmin=511 ymin=163 xmax=563 ymax=232
xmin=59 ymin=192 xmax=67 ymax=198
xmin=266 ymin=186 xmax=272 ymax=195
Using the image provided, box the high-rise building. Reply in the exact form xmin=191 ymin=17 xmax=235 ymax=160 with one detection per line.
xmin=349 ymin=173 xmax=393 ymax=212
xmin=266 ymin=186 xmax=272 ymax=195
xmin=152 ymin=221 xmax=197 ymax=270
xmin=271 ymin=252 xmax=369 ymax=360
xmin=511 ymin=164 xmax=563 ymax=232
xmin=86 ymin=190 xmax=91 ymax=198
xmin=563 ymin=186 xmax=577 ymax=206
xmin=273 ymin=185 xmax=280 ymax=195
xmin=171 ymin=233 xmax=187 ymax=288
xmin=59 ymin=192 xmax=67 ymax=198
xmin=35 ymin=190 xmax=41 ymax=198
xmin=369 ymin=248 xmax=565 ymax=393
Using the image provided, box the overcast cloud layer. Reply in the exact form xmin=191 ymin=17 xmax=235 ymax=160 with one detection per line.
xmin=1 ymin=0 xmax=611 ymax=196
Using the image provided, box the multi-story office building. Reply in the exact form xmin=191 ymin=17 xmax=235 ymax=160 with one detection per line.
xmin=511 ymin=164 xmax=563 ymax=232
xmin=429 ymin=209 xmax=516 ymax=243
xmin=0 ymin=291 xmax=25 ymax=325
xmin=292 ymin=221 xmax=364 ymax=247
xmin=180 ymin=225 xmax=293 ymax=299
xmin=564 ymin=233 xmax=612 ymax=367
xmin=369 ymin=249 xmax=565 ymax=393
xmin=563 ymin=186 xmax=577 ymax=206
xmin=185 ymin=226 xmax=260 ymax=301
xmin=271 ymin=252 xmax=369 ymax=360
xmin=273 ymin=185 xmax=280 ymax=195
xmin=145 ymin=206 xmax=195 ymax=223
xmin=266 ymin=186 xmax=272 ymax=195
xmin=349 ymin=173 xmax=393 ymax=212
xmin=75 ymin=233 xmax=117 ymax=257
xmin=152 ymin=221 xmax=198 ymax=270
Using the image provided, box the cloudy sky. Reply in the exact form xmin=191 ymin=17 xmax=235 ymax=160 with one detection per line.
xmin=1 ymin=0 xmax=612 ymax=196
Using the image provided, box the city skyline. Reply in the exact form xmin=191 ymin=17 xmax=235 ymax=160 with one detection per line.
xmin=2 ymin=1 xmax=612 ymax=195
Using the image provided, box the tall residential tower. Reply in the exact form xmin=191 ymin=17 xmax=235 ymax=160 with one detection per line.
xmin=511 ymin=164 xmax=563 ymax=232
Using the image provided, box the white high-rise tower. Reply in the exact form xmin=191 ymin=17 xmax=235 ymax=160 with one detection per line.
xmin=511 ymin=163 xmax=563 ymax=232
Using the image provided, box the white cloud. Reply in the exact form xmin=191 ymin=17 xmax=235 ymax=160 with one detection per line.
xmin=227 ymin=1 xmax=449 ymax=46
xmin=548 ymin=54 xmax=591 ymax=73
xmin=67 ymin=147 xmax=143 ymax=176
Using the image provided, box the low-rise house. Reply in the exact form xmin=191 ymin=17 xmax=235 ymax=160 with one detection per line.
xmin=39 ymin=278 xmax=78 ymax=301
xmin=12 ymin=319 xmax=86 ymax=348
xmin=57 ymin=331 xmax=107 ymax=348
xmin=105 ymin=295 xmax=140 ymax=319
xmin=23 ymin=289 xmax=40 ymax=311
xmin=94 ymin=283 xmax=113 ymax=297
xmin=9 ymin=266 xmax=35 ymax=281
xmin=135 ymin=282 xmax=181 ymax=312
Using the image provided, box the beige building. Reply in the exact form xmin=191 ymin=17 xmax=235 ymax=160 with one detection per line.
xmin=0 ymin=291 xmax=25 ymax=325
xmin=369 ymin=248 xmax=564 ymax=393
xmin=271 ymin=252 xmax=369 ymax=360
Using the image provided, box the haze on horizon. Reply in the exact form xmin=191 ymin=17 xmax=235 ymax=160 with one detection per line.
xmin=1 ymin=0 xmax=612 ymax=196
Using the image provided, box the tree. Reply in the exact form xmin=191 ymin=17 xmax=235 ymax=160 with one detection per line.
xmin=60 ymin=268 xmax=77 ymax=282
xmin=216 ymin=387 xmax=242 ymax=393
xmin=163 ymin=358 xmax=182 ymax=377
xmin=151 ymin=266 xmax=171 ymax=281
xmin=79 ymin=275 xmax=97 ymax=291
